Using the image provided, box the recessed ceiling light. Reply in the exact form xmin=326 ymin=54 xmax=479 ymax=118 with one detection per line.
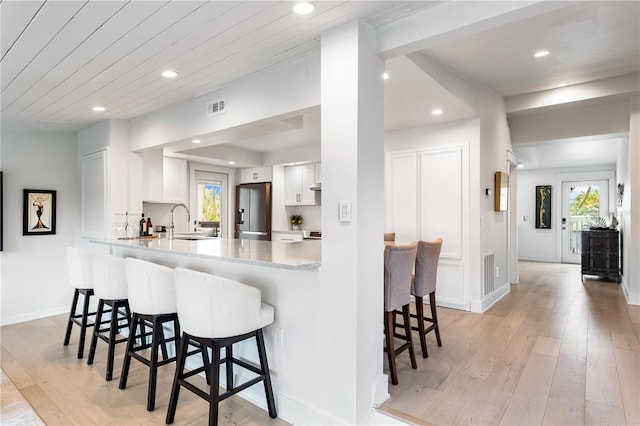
xmin=517 ymin=162 xmax=524 ymax=169
xmin=382 ymin=72 xmax=390 ymax=80
xmin=228 ymin=161 xmax=236 ymax=165
xmin=557 ymin=82 xmax=569 ymax=88
xmin=431 ymin=108 xmax=443 ymax=116
xmin=92 ymin=106 xmax=106 ymax=112
xmin=534 ymin=50 xmax=550 ymax=58
xmin=161 ymin=70 xmax=178 ymax=78
xmin=192 ymin=139 xmax=201 ymax=144
xmin=293 ymin=2 xmax=314 ymax=15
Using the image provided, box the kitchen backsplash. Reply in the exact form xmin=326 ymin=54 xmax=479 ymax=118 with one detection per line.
xmin=282 ymin=205 xmax=321 ymax=231
xmin=142 ymin=202 xmax=190 ymax=233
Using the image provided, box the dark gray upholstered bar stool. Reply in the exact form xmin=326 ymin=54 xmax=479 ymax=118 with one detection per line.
xmin=166 ymin=268 xmax=277 ymax=426
xmin=87 ymin=252 xmax=131 ymax=381
xmin=411 ymin=238 xmax=443 ymax=358
xmin=64 ymin=247 xmax=96 ymax=359
xmin=383 ymin=243 xmax=418 ymax=386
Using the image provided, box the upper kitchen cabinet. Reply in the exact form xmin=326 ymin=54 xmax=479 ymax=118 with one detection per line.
xmin=142 ymin=150 xmax=187 ymax=203
xmin=238 ymin=166 xmax=273 ymax=184
xmin=285 ymin=163 xmax=319 ymax=206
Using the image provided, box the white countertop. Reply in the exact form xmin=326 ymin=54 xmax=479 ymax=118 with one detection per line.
xmin=93 ymin=237 xmax=321 ymax=270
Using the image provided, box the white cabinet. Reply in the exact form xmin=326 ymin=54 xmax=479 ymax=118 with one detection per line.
xmin=81 ymin=150 xmax=107 ymax=239
xmin=143 ymin=150 xmax=187 ymax=203
xmin=284 ymin=163 xmax=318 ymax=206
xmin=238 ymin=166 xmax=273 ymax=184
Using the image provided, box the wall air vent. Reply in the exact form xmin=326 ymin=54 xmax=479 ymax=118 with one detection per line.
xmin=206 ymin=98 xmax=225 ymax=117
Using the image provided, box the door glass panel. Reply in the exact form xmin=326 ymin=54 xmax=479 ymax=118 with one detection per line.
xmin=197 ymin=179 xmax=222 ymax=222
xmin=568 ymin=184 xmax=600 ymax=255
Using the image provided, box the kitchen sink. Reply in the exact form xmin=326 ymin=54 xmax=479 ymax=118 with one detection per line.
xmin=172 ymin=233 xmax=217 ymax=241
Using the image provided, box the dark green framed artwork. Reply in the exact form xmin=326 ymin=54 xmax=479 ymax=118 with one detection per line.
xmin=536 ymin=185 xmax=551 ymax=229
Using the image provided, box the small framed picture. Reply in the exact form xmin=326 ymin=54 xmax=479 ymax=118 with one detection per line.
xmin=535 ymin=185 xmax=551 ymax=229
xmin=23 ymin=189 xmax=57 ymax=236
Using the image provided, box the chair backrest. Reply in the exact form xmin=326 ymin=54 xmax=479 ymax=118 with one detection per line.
xmin=124 ymin=258 xmax=176 ymax=315
xmin=412 ymin=238 xmax=443 ymax=297
xmin=67 ymin=247 xmax=93 ymax=289
xmin=91 ymin=252 xmax=128 ymax=300
xmin=384 ymin=243 xmax=417 ymax=312
xmin=174 ymin=268 xmax=269 ymax=339
xmin=384 ymin=232 xmax=396 ymax=242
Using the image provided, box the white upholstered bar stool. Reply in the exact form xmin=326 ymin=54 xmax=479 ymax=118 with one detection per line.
xmin=63 ymin=247 xmax=96 ymax=359
xmin=166 ymin=268 xmax=277 ymax=426
xmin=87 ymin=252 xmax=131 ymax=381
xmin=411 ymin=238 xmax=443 ymax=358
xmin=119 ymin=258 xmax=182 ymax=411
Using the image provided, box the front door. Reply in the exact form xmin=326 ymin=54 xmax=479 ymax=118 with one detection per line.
xmin=561 ymin=180 xmax=609 ymax=264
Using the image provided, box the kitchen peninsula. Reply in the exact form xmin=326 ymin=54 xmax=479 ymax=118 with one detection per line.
xmin=94 ymin=237 xmax=321 ymax=270
xmin=91 ymin=237 xmax=323 ymax=422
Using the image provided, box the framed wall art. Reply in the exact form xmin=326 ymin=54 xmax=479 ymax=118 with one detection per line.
xmin=23 ymin=189 xmax=57 ymax=236
xmin=535 ymin=185 xmax=551 ymax=229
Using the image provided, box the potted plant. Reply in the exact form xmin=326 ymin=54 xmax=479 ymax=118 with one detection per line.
xmin=290 ymin=214 xmax=303 ymax=230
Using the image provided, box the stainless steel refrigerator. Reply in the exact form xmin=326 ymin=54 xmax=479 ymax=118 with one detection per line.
xmin=235 ymin=182 xmax=272 ymax=241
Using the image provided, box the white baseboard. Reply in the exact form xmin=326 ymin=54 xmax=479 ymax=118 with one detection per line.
xmin=371 ymin=373 xmax=390 ymax=407
xmin=469 ymin=283 xmax=510 ymax=313
xmin=518 ymin=254 xmax=557 ymax=263
xmin=0 ymin=306 xmax=68 ymax=326
xmin=621 ymin=276 xmax=640 ymax=305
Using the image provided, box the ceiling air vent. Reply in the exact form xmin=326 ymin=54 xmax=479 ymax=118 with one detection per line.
xmin=206 ymin=98 xmax=225 ymax=117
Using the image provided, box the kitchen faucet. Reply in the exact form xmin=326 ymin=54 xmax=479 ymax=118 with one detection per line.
xmin=168 ymin=203 xmax=190 ymax=240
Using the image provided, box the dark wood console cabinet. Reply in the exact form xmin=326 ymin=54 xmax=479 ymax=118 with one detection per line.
xmin=581 ymin=229 xmax=620 ymax=282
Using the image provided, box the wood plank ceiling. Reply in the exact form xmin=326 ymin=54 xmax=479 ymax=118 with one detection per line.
xmin=0 ymin=0 xmax=434 ymax=132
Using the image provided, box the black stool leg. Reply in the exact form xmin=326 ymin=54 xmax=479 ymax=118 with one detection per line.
xmin=225 ymin=345 xmax=233 ymax=391
xmin=87 ymin=299 xmax=105 ymax=365
xmin=63 ymin=289 xmax=80 ymax=346
xmin=77 ymin=290 xmax=92 ymax=359
xmin=166 ymin=332 xmax=189 ymax=425
xmin=106 ymin=301 xmax=120 ymax=381
xmin=209 ymin=343 xmax=221 ymax=426
xmin=119 ymin=312 xmax=139 ymax=390
xmin=256 ymin=329 xmax=277 ymax=418
xmin=201 ymin=343 xmax=211 ymax=385
xmin=147 ymin=317 xmax=161 ymax=411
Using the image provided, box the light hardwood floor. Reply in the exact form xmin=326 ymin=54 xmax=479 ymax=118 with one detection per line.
xmin=1 ymin=313 xmax=289 ymax=425
xmin=2 ymin=261 xmax=638 ymax=425
xmin=380 ymin=261 xmax=640 ymax=426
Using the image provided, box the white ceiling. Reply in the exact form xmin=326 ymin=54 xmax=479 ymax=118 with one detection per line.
xmin=1 ymin=1 xmax=638 ymax=170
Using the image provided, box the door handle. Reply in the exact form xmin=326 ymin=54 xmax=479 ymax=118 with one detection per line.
xmin=238 ymin=209 xmax=244 ymax=224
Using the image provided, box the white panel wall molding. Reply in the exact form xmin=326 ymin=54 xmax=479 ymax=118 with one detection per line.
xmin=80 ymin=149 xmax=107 ymax=240
xmin=386 ymin=144 xmax=468 ymax=309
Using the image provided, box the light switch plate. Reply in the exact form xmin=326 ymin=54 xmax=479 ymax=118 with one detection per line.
xmin=338 ymin=200 xmax=351 ymax=223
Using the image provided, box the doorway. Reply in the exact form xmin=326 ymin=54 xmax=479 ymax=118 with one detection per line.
xmin=194 ymin=171 xmax=228 ymax=237
xmin=561 ymin=179 xmax=609 ymax=264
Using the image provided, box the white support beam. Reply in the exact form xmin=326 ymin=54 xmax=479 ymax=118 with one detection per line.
xmin=377 ymin=1 xmax=579 ymax=59
xmin=505 ymin=73 xmax=640 ymax=114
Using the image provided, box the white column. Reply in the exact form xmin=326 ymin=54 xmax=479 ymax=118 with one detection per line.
xmin=320 ymin=20 xmax=386 ymax=423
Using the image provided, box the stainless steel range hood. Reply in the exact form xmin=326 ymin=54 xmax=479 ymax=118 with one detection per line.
xmin=309 ymin=182 xmax=321 ymax=191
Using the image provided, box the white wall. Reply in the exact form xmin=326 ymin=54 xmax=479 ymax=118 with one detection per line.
xmin=620 ymin=96 xmax=640 ymax=304
xmin=0 ymin=131 xmax=78 ymax=325
xmin=517 ymin=165 xmax=615 ymax=262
